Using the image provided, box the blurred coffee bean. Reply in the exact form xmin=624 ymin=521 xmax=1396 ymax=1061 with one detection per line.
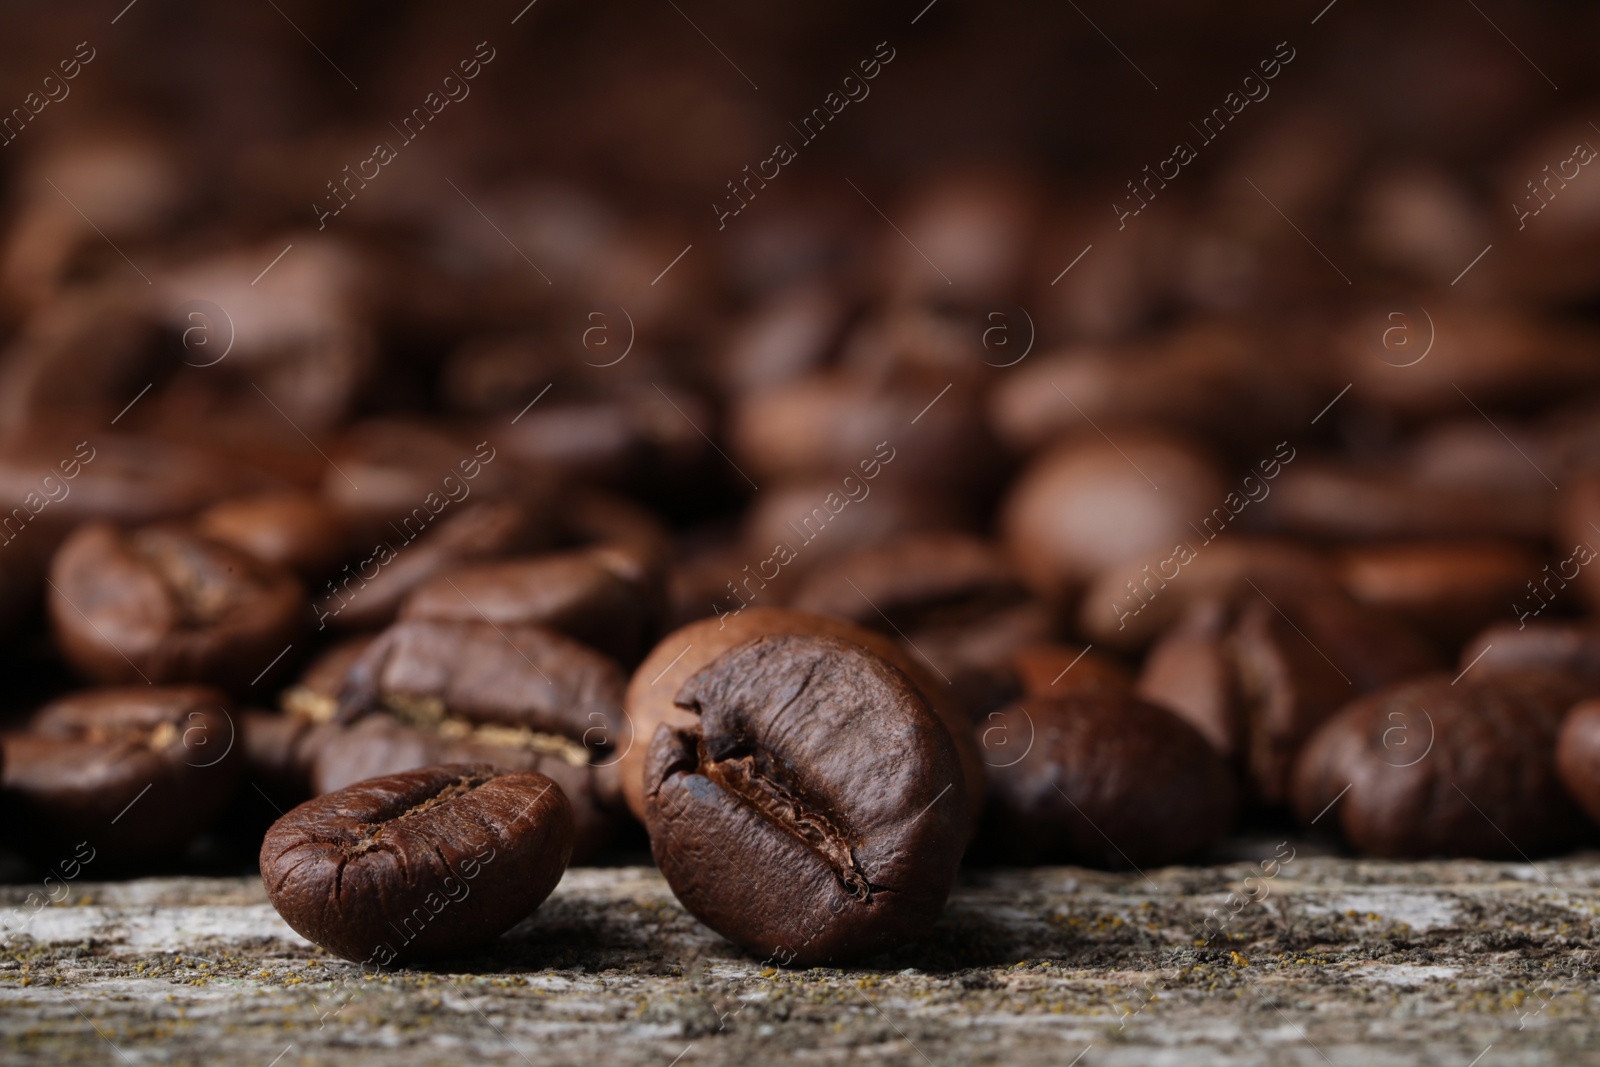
xmin=491 ymin=382 xmax=711 ymax=488
xmin=261 ymin=764 xmax=572 ymax=963
xmin=1555 ymin=473 xmax=1600 ymax=615
xmin=321 ymin=420 xmax=549 ymax=544
xmin=318 ymin=500 xmax=547 ymax=632
xmin=1354 ymin=164 xmax=1490 ymax=282
xmin=1009 ymin=643 xmax=1134 ymax=697
xmin=0 ymin=288 xmax=162 ymax=433
xmin=880 ymin=169 xmax=1040 ymax=307
xmin=976 ymin=693 xmax=1237 ymax=867
xmin=0 ymin=434 xmax=260 ymax=543
xmin=1336 ymin=303 xmax=1600 ymax=416
xmin=645 ymin=634 xmax=968 ymax=965
xmin=1556 ymin=699 xmax=1600 ymax=830
xmin=280 ymin=635 xmax=377 ymax=723
xmin=1336 ymin=540 xmax=1541 ymax=643
xmin=48 ymin=522 xmax=304 ymax=687
xmin=897 ymin=601 xmax=1057 ymax=721
xmin=1002 ymin=433 xmax=1226 ymax=602
xmin=154 ymin=237 xmax=376 ymax=432
xmin=1137 ymin=600 xmax=1244 ymax=760
xmin=740 ymin=476 xmax=967 ymax=577
xmin=788 ymin=533 xmax=1023 ymax=632
xmin=622 ymin=607 xmax=984 ymax=828
xmin=400 ymin=546 xmax=658 ymax=665
xmin=336 ymin=618 xmax=626 ymax=742
xmin=728 ymin=371 xmax=995 ymax=490
xmin=1292 ymin=673 xmax=1588 ymax=857
xmin=198 ymin=491 xmax=351 ymax=580
xmin=1 ymin=686 xmax=239 ymax=861
xmin=717 ymin=280 xmax=847 ymax=396
xmin=1079 ymin=538 xmax=1333 ymax=651
xmin=1258 ymin=460 xmax=1550 ymax=541
xmin=1458 ymin=620 xmax=1600 ymax=690
xmin=989 ymin=323 xmax=1313 ymax=454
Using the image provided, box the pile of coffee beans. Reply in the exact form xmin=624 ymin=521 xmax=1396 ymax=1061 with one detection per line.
xmin=1 ymin=0 xmax=1599 ymax=968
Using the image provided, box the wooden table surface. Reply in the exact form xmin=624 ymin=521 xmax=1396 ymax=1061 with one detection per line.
xmin=2 ymin=840 xmax=1597 ymax=1066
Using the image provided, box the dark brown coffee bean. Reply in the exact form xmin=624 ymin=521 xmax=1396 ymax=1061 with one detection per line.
xmin=48 ymin=522 xmax=305 ymax=687
xmin=1258 ymin=460 xmax=1549 ymax=541
xmin=1554 ymin=473 xmax=1600 ymax=615
xmin=317 ymin=500 xmax=547 ymax=631
xmin=1 ymin=686 xmax=239 ymax=860
xmin=1336 ymin=540 xmax=1540 ymax=643
xmin=0 ymin=434 xmax=251 ymax=543
xmin=197 ymin=491 xmax=351 ymax=579
xmin=1556 ymin=700 xmax=1600 ymax=830
xmin=739 ymin=476 xmax=968 ymax=576
xmin=1231 ymin=586 xmax=1439 ymax=805
xmin=400 ymin=546 xmax=657 ymax=665
xmin=989 ymin=324 xmax=1313 ymax=454
xmin=321 ymin=420 xmax=551 ymax=544
xmin=1010 ymin=643 xmax=1134 ymax=698
xmin=975 ymin=693 xmax=1236 ymax=867
xmin=307 ymin=715 xmax=616 ymax=861
xmin=1291 ymin=673 xmax=1588 ymax=857
xmin=728 ymin=371 xmax=994 ymax=491
xmin=332 ymin=619 xmax=627 ymax=846
xmin=260 ymin=764 xmax=572 ymax=964
xmin=1136 ymin=600 xmax=1243 ymax=760
xmin=1002 ymin=434 xmax=1226 ymax=602
xmin=623 ymin=607 xmax=985 ymax=829
xmin=337 ymin=618 xmax=626 ymax=741
xmin=241 ymin=707 xmax=332 ymax=806
xmin=788 ymin=533 xmax=1023 ymax=632
xmin=1335 ymin=303 xmax=1600 ymax=416
xmin=1458 ymin=621 xmax=1600 ymax=690
xmin=894 ymin=601 xmax=1057 ymax=722
xmin=1078 ymin=538 xmax=1333 ymax=651
xmin=644 ymin=634 xmax=968 ymax=965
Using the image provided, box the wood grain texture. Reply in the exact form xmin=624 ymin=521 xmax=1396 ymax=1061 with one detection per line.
xmin=2 ymin=842 xmax=1597 ymax=1066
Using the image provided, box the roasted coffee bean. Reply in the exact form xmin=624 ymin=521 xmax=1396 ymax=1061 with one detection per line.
xmin=1291 ymin=673 xmax=1589 ymax=857
xmin=728 ymin=371 xmax=994 ymax=491
xmin=740 ymin=478 xmax=967 ymax=575
xmin=1009 ymin=643 xmax=1134 ymax=697
xmin=337 ymin=618 xmax=626 ymax=741
xmin=260 ymin=764 xmax=572 ymax=964
xmin=1336 ymin=540 xmax=1539 ymax=643
xmin=644 ymin=635 xmax=968 ymax=965
xmin=788 ymin=533 xmax=1024 ymax=632
xmin=321 ymin=420 xmax=549 ymax=543
xmin=333 ymin=619 xmax=627 ymax=848
xmin=1135 ymin=600 xmax=1243 ymax=760
xmin=1078 ymin=538 xmax=1333 ymax=651
xmin=317 ymin=500 xmax=547 ymax=631
xmin=400 ymin=545 xmax=657 ymax=665
xmin=622 ymin=607 xmax=985 ymax=827
xmin=242 ymin=707 xmax=334 ymax=806
xmin=1554 ymin=473 xmax=1600 ymax=615
xmin=1257 ymin=461 xmax=1549 ymax=541
xmin=1133 ymin=581 xmax=1439 ymax=801
xmin=1 ymin=686 xmax=239 ymax=860
xmin=308 ymin=714 xmax=616 ymax=861
xmin=1458 ymin=621 xmax=1600 ymax=690
xmin=894 ymin=601 xmax=1057 ymax=721
xmin=197 ymin=491 xmax=351 ymax=580
xmin=976 ymin=692 xmax=1236 ymax=866
xmin=48 ymin=522 xmax=305 ymax=687
xmin=1556 ymin=700 xmax=1600 ymax=829
xmin=1002 ymin=434 xmax=1226 ymax=603
xmin=0 ymin=434 xmax=252 ymax=542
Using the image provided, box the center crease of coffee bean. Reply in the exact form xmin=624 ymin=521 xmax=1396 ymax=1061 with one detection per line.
xmin=702 ymin=752 xmax=872 ymax=900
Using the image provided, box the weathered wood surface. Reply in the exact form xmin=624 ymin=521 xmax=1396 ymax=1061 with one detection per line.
xmin=2 ymin=841 xmax=1598 ymax=1066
